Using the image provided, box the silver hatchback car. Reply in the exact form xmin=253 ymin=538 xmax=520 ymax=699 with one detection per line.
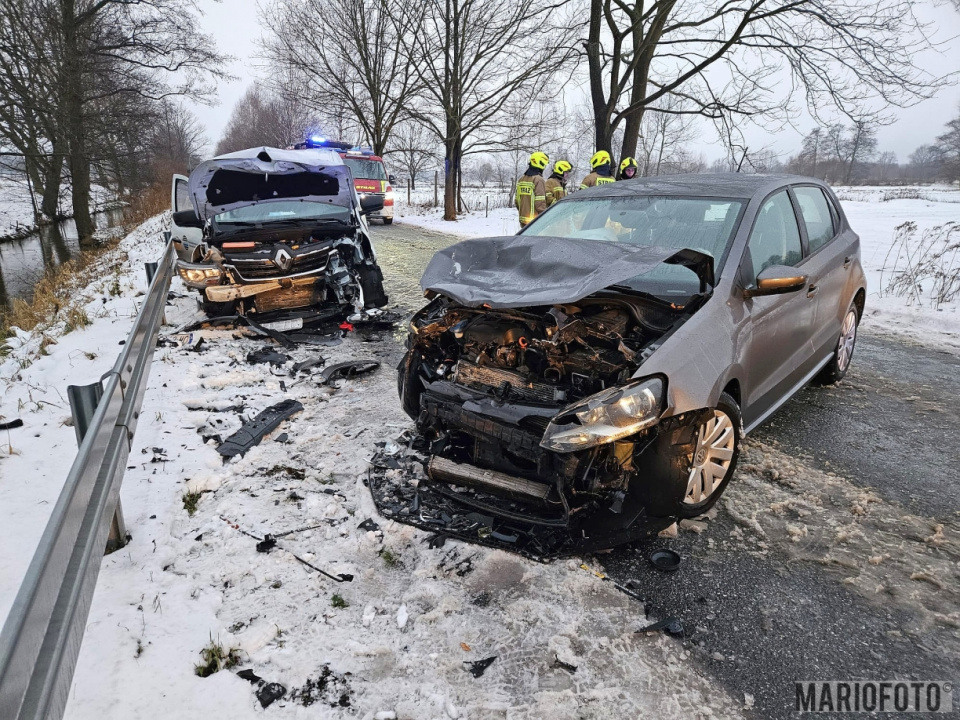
xmin=381 ymin=173 xmax=866 ymax=555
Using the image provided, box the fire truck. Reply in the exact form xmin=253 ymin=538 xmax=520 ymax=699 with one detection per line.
xmin=297 ymin=137 xmax=396 ymax=225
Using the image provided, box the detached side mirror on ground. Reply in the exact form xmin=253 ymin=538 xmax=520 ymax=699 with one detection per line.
xmin=172 ymin=209 xmax=204 ymax=228
xmin=743 ymin=265 xmax=808 ymax=298
xmin=359 ymin=194 xmax=385 ymax=215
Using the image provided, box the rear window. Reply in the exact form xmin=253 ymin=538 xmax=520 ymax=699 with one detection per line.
xmin=342 ymin=157 xmax=386 ymax=180
xmin=793 ymin=186 xmax=835 ymax=253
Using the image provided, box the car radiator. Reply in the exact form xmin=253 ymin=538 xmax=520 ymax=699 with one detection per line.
xmin=454 ymin=362 xmax=566 ymax=404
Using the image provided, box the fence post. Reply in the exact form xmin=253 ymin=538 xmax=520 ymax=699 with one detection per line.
xmin=407 ymin=177 xmax=411 ymax=206
xmin=486 ymin=196 xmax=489 ymax=218
xmin=434 ymin=171 xmax=439 ymax=208
xmin=67 ymin=383 xmax=128 ymax=554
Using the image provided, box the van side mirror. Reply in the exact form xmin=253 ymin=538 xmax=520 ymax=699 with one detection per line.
xmin=172 ymin=209 xmax=203 ymax=228
xmin=388 ymin=174 xmax=397 ymax=184
xmin=743 ymin=265 xmax=807 ymax=298
xmin=359 ymin=194 xmax=385 ymax=215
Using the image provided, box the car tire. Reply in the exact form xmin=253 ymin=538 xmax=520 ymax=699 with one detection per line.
xmin=677 ymin=392 xmax=742 ymax=519
xmin=356 ymin=264 xmax=389 ymax=308
xmin=382 ymin=217 xmax=393 ymax=225
xmin=814 ymin=303 xmax=860 ymax=385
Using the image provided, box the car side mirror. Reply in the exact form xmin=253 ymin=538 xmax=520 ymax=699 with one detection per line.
xmin=359 ymin=194 xmax=385 ymax=215
xmin=388 ymin=174 xmax=397 ymax=184
xmin=172 ymin=209 xmax=203 ymax=228
xmin=744 ymin=265 xmax=808 ymax=298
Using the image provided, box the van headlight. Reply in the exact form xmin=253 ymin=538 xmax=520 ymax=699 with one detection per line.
xmin=540 ymin=377 xmax=664 ymax=452
xmin=177 ymin=262 xmax=223 ymax=288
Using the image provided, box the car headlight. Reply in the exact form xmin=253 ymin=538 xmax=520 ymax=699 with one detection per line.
xmin=540 ymin=377 xmax=664 ymax=453
xmin=177 ymin=262 xmax=223 ymax=288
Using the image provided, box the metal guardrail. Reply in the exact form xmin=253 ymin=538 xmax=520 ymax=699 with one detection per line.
xmin=0 ymin=238 xmax=176 ymax=720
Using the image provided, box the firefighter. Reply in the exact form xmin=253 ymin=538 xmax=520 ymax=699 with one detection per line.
xmin=545 ymin=160 xmax=572 ymax=206
xmin=579 ymin=151 xmax=615 ymax=189
xmin=618 ymin=156 xmax=639 ymax=180
xmin=515 ymin=151 xmax=549 ymax=226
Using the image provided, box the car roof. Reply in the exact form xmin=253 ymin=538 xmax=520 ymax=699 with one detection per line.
xmin=579 ymin=172 xmax=824 ymax=200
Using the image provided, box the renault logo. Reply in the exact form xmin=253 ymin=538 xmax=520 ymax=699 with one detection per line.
xmin=273 ymin=247 xmax=294 ymax=271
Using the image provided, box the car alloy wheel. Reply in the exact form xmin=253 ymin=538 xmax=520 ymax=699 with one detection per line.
xmin=683 ymin=410 xmax=736 ymax=505
xmin=837 ymin=308 xmax=857 ymax=373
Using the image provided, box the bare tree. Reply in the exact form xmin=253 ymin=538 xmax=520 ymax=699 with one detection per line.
xmin=876 ymin=151 xmax=898 ymax=182
xmin=405 ymin=0 xmax=577 ymax=220
xmin=825 ymin=120 xmax=878 ymax=184
xmin=936 ymin=109 xmax=960 ymax=183
xmin=637 ymin=96 xmax=699 ymax=176
xmin=584 ymin=0 xmax=946 ymax=162
xmin=262 ymin=0 xmax=422 ymax=156
xmin=909 ymin=144 xmax=940 ymax=183
xmin=215 ymin=83 xmax=319 ymax=154
xmin=387 ymin=120 xmax=437 ymax=189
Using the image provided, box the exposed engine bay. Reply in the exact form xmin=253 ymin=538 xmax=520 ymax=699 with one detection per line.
xmin=371 ymin=290 xmax=711 ymax=557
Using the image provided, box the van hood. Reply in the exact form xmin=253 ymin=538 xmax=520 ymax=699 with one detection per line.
xmin=188 ymin=146 xmax=354 ymax=220
xmin=420 ymin=235 xmax=714 ymax=308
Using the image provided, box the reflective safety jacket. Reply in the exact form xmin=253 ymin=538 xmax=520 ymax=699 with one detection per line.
xmin=516 ymin=173 xmax=547 ymax=225
xmin=545 ymin=177 xmax=566 ymax=206
xmin=579 ymin=170 xmax=615 ymax=190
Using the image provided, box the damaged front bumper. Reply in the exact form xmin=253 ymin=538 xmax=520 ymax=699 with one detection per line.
xmin=370 ymin=375 xmax=699 ymax=559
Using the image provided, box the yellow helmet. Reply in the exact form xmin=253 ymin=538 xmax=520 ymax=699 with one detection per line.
xmin=619 ymin=156 xmax=638 ymax=173
xmin=590 ymin=150 xmax=611 ymax=169
xmin=529 ymin=151 xmax=549 ymax=170
xmin=553 ymin=160 xmax=572 ymax=174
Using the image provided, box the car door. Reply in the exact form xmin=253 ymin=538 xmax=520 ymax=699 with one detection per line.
xmin=170 ymin=174 xmax=203 ymax=262
xmin=791 ymin=185 xmax=856 ymax=359
xmin=740 ymin=189 xmax=817 ymax=426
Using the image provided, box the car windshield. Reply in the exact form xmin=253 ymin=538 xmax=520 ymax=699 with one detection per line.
xmin=342 ymin=157 xmax=386 ymax=180
xmin=214 ymin=200 xmax=351 ymax=226
xmin=523 ymin=195 xmax=744 ymax=297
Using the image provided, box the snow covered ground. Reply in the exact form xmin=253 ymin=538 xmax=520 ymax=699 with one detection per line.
xmin=1 ymin=215 xmax=743 ymax=719
xmin=395 ymin=184 xmax=960 ymax=354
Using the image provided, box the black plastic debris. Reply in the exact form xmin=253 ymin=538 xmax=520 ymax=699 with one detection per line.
xmin=247 ymin=346 xmax=290 ymax=367
xmin=425 ymin=533 xmax=447 ymax=549
xmin=650 ymin=549 xmax=682 ymax=572
xmin=237 ymin=668 xmax=262 ymax=684
xmin=464 ymin=656 xmax=497 ymax=678
xmin=0 ymin=419 xmax=24 ymax=430
xmin=357 ymin=518 xmax=380 ymax=532
xmin=286 ymin=332 xmax=342 ymax=347
xmin=256 ymin=535 xmax=277 ymax=553
xmin=637 ymin=617 xmax=684 ymax=637
xmin=552 ymin=655 xmax=578 ymax=674
xmin=240 ymin=314 xmax=297 ymax=349
xmin=292 ymin=356 xmax=327 ymax=374
xmin=256 ymin=682 xmax=287 ymax=709
xmin=319 ymin=360 xmax=380 ymax=385
xmin=217 ymin=399 xmax=303 ymax=459
xmin=274 ymin=433 xmax=289 ymax=444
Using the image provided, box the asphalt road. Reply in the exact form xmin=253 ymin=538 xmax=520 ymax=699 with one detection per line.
xmin=370 ymin=220 xmax=960 ymax=719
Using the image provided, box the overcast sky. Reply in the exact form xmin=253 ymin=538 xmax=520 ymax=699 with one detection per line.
xmin=191 ymin=0 xmax=960 ymax=163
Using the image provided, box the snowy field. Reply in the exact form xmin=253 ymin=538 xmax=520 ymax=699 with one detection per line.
xmin=0 ymin=176 xmax=118 ymax=238
xmin=0 ymin=216 xmax=742 ymax=719
xmin=395 ymin=183 xmax=960 ymax=354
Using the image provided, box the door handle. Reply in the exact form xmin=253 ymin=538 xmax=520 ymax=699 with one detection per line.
xmin=807 ymin=284 xmax=818 ymax=298
xmin=843 ymin=256 xmax=852 ymax=269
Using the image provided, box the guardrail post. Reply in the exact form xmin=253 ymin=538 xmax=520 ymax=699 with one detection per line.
xmin=67 ymin=383 xmax=127 ymax=555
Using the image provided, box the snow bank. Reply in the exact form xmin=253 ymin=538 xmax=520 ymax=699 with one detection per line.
xmin=0 ymin=176 xmax=119 ymax=238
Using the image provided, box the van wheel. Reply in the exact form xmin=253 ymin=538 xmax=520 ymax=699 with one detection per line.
xmin=356 ymin=265 xmax=388 ymax=308
xmin=382 ymin=217 xmax=394 ymax=225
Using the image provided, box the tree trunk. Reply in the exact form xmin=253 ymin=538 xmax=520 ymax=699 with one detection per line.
xmin=620 ymin=109 xmax=644 ymax=160
xmin=586 ymin=0 xmax=612 ymax=154
xmin=41 ymin=151 xmax=64 ymax=219
xmin=443 ymin=118 xmax=458 ymax=220
xmin=60 ymin=0 xmax=95 ymax=246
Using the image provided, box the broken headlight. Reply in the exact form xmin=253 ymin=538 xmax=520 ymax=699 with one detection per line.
xmin=177 ymin=262 xmax=224 ymax=289
xmin=540 ymin=377 xmax=664 ymax=453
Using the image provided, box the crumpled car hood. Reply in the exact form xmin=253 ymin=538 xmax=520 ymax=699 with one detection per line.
xmin=420 ymin=235 xmax=713 ymax=308
xmin=188 ymin=146 xmax=354 ymax=220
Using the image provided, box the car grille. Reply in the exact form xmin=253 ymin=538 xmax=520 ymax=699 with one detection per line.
xmin=226 ymin=244 xmax=332 ymax=281
xmin=454 ymin=362 xmax=565 ymax=404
